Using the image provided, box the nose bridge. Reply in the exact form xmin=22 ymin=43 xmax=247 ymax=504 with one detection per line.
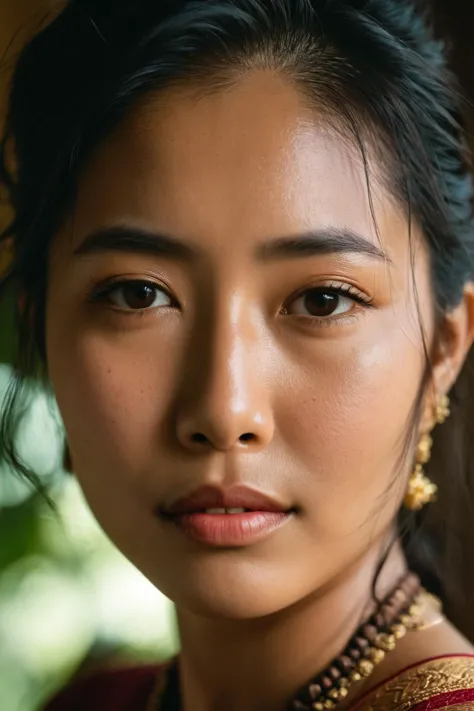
xmin=175 ymin=295 xmax=274 ymax=452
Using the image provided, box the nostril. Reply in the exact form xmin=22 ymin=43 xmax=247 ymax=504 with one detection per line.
xmin=187 ymin=431 xmax=257 ymax=448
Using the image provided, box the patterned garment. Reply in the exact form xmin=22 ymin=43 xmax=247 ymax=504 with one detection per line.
xmin=42 ymin=655 xmax=474 ymax=710
xmin=350 ymin=656 xmax=474 ymax=711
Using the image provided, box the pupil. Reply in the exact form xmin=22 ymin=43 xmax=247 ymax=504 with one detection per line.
xmin=304 ymin=292 xmax=338 ymax=316
xmin=123 ymin=284 xmax=155 ymax=309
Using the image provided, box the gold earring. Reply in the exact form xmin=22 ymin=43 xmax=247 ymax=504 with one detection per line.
xmin=435 ymin=394 xmax=450 ymax=425
xmin=404 ymin=395 xmax=449 ymax=512
xmin=404 ymin=433 xmax=437 ymax=511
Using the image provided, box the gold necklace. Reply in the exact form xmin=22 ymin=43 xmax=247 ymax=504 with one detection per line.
xmin=412 ymin=592 xmax=444 ymax=632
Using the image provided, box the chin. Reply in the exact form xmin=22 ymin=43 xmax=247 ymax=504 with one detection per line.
xmin=182 ymin=593 xmax=284 ymax=620
xmin=146 ymin=557 xmax=308 ymax=620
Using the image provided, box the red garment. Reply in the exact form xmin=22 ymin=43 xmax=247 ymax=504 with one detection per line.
xmin=413 ymin=689 xmax=474 ymax=710
xmin=42 ymin=664 xmax=161 ymax=711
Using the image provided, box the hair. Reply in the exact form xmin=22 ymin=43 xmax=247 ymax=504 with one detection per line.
xmin=1 ymin=0 xmax=474 ymax=633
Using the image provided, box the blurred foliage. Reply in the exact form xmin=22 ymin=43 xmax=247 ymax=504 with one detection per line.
xmin=0 ymin=364 xmax=179 ymax=711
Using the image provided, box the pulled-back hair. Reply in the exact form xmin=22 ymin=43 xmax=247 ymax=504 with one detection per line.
xmin=1 ymin=0 xmax=474 ymax=632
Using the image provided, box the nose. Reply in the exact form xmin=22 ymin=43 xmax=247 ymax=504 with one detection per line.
xmin=174 ymin=313 xmax=274 ymax=453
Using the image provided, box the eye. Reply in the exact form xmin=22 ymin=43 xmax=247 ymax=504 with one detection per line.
xmin=106 ymin=281 xmax=173 ymax=311
xmin=287 ymin=288 xmax=356 ymax=318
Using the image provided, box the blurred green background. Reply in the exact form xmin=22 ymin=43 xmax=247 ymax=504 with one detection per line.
xmin=0 ymin=376 xmax=179 ymax=711
xmin=0 ymin=4 xmax=179 ymax=711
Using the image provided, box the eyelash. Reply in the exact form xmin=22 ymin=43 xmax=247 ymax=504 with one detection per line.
xmin=87 ymin=278 xmax=374 ymax=325
xmin=87 ymin=278 xmax=176 ymax=309
xmin=282 ymin=282 xmax=373 ymax=325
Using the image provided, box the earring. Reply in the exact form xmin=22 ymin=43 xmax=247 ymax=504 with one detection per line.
xmin=404 ymin=433 xmax=437 ymax=511
xmin=404 ymin=395 xmax=450 ymax=512
xmin=435 ymin=394 xmax=450 ymax=425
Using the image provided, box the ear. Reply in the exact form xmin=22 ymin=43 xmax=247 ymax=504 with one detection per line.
xmin=430 ymin=282 xmax=474 ymax=405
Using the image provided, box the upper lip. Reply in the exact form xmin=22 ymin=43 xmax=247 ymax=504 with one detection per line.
xmin=163 ymin=485 xmax=290 ymax=516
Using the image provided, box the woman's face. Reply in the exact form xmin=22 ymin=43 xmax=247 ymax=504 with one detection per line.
xmin=46 ymin=72 xmax=434 ymax=618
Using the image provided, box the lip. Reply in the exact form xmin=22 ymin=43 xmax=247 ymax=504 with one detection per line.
xmin=171 ymin=511 xmax=290 ymax=547
xmin=159 ymin=485 xmax=293 ymax=548
xmin=163 ymin=484 xmax=290 ymax=516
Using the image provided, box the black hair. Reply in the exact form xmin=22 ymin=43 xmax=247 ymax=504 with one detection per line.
xmin=1 ymin=0 xmax=474 ymax=633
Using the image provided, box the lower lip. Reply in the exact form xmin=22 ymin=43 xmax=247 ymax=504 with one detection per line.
xmin=169 ymin=511 xmax=290 ymax=547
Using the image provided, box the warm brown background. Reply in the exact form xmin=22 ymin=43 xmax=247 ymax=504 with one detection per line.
xmin=0 ymin=1 xmax=55 ymax=102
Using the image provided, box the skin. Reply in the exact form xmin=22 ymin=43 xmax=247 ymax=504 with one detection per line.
xmin=45 ymin=72 xmax=474 ymax=711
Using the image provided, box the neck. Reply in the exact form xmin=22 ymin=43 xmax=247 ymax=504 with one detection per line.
xmin=176 ymin=541 xmax=407 ymax=711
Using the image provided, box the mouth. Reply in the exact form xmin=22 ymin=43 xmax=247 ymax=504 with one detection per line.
xmin=158 ymin=485 xmax=294 ymax=547
xmin=163 ymin=510 xmax=293 ymax=548
xmin=187 ymin=507 xmax=255 ymax=514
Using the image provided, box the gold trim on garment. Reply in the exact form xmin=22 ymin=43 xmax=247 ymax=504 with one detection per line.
xmin=352 ymin=656 xmax=474 ymax=711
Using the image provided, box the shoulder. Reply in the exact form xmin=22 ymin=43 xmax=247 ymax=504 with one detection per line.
xmin=42 ymin=663 xmax=165 ymax=711
xmin=351 ymin=655 xmax=474 ymax=711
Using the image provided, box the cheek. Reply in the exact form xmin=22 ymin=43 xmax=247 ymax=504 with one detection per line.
xmin=278 ymin=312 xmax=426 ymax=535
xmin=46 ymin=314 xmax=180 ymax=484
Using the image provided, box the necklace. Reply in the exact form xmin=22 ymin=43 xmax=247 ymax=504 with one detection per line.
xmin=146 ymin=572 xmax=436 ymax=711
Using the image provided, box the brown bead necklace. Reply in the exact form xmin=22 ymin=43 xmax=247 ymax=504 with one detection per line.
xmin=147 ymin=571 xmax=430 ymax=711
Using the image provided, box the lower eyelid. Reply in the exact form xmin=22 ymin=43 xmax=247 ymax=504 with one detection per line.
xmin=291 ymin=310 xmax=365 ymax=330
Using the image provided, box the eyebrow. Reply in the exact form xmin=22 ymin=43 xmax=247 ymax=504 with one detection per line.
xmin=74 ymin=226 xmax=199 ymax=260
xmin=255 ymin=227 xmax=390 ymax=263
xmin=74 ymin=225 xmax=390 ymax=263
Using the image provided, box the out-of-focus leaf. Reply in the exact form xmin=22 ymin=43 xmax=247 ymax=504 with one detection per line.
xmin=0 ymin=498 xmax=41 ymax=569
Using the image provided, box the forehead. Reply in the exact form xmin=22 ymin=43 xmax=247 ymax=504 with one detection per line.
xmin=71 ymin=71 xmax=411 ymax=258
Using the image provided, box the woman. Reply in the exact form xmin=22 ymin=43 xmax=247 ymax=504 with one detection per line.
xmin=1 ymin=0 xmax=474 ymax=709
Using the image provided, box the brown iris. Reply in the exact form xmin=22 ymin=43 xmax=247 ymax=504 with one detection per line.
xmin=302 ymin=291 xmax=340 ymax=317
xmin=120 ymin=282 xmax=157 ymax=310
